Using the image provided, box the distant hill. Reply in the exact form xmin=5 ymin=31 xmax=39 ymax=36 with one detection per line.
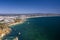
xmin=0 ymin=13 xmax=60 ymax=16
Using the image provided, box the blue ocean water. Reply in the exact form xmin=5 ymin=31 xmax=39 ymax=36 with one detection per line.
xmin=3 ymin=16 xmax=60 ymax=40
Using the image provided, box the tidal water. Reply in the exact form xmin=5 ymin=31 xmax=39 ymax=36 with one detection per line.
xmin=3 ymin=16 xmax=60 ymax=40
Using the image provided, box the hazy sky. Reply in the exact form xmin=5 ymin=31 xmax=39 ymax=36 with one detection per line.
xmin=0 ymin=0 xmax=60 ymax=14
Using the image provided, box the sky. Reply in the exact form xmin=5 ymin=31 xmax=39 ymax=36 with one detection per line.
xmin=0 ymin=0 xmax=60 ymax=14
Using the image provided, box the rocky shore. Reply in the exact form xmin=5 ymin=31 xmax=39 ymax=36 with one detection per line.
xmin=0 ymin=16 xmax=26 ymax=40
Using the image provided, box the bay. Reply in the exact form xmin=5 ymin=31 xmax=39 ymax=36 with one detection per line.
xmin=3 ymin=16 xmax=60 ymax=40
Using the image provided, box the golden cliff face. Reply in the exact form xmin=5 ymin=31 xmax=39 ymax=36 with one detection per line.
xmin=0 ymin=17 xmax=25 ymax=40
xmin=0 ymin=19 xmax=22 ymax=38
xmin=0 ymin=28 xmax=11 ymax=36
xmin=0 ymin=23 xmax=11 ymax=39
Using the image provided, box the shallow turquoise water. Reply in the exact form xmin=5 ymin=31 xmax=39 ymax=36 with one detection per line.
xmin=3 ymin=16 xmax=60 ymax=40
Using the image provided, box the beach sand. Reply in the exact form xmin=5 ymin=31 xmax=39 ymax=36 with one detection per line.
xmin=8 ymin=20 xmax=25 ymax=27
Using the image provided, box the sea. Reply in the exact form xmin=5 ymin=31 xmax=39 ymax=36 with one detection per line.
xmin=3 ymin=16 xmax=60 ymax=40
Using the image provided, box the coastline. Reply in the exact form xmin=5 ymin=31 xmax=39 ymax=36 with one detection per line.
xmin=0 ymin=19 xmax=25 ymax=40
xmin=8 ymin=20 xmax=25 ymax=27
xmin=26 ymin=16 xmax=60 ymax=18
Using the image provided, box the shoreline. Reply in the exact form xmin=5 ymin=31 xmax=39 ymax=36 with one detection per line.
xmin=0 ymin=19 xmax=25 ymax=40
xmin=8 ymin=20 xmax=25 ymax=27
xmin=9 ymin=16 xmax=54 ymax=27
xmin=26 ymin=16 xmax=60 ymax=18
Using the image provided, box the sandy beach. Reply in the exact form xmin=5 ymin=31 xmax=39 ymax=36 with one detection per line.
xmin=8 ymin=20 xmax=25 ymax=27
